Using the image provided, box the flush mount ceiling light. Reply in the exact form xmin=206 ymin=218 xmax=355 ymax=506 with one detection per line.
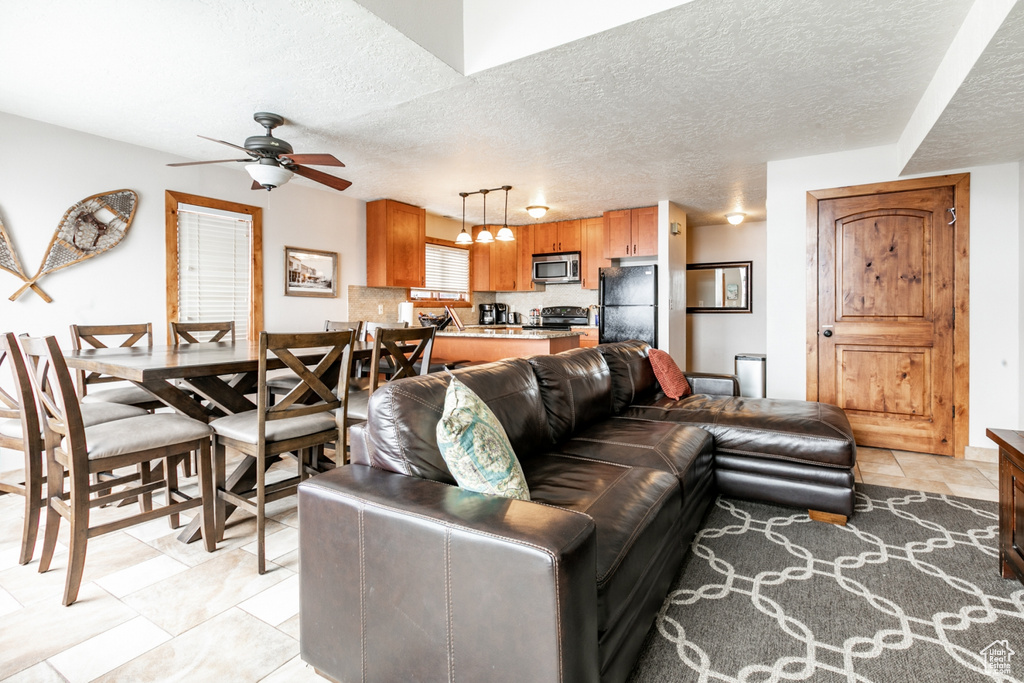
xmin=726 ymin=212 xmax=746 ymax=225
xmin=496 ymin=186 xmax=514 ymax=241
xmin=526 ymin=205 xmax=548 ymax=219
xmin=246 ymin=159 xmax=294 ymax=190
xmin=456 ymin=185 xmax=515 ymax=243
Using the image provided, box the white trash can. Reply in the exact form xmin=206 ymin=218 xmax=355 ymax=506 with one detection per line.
xmin=735 ymin=354 xmax=766 ymax=398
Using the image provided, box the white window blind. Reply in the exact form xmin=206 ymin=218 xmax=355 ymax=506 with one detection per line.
xmin=411 ymin=243 xmax=469 ymax=301
xmin=177 ymin=203 xmax=252 ymax=339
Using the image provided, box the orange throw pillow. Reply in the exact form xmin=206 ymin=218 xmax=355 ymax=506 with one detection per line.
xmin=648 ymin=348 xmax=691 ymax=400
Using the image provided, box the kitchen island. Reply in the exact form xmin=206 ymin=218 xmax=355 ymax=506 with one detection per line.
xmin=434 ymin=328 xmax=581 ymax=363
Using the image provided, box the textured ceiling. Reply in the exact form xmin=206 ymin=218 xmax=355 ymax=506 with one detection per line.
xmin=903 ymin=1 xmax=1024 ymax=175
xmin=0 ymin=0 xmax=995 ymax=227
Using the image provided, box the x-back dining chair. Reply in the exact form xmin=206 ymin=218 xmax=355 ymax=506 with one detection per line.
xmin=267 ymin=321 xmax=363 ymax=403
xmin=70 ymin=323 xmax=164 ymax=411
xmin=0 ymin=332 xmax=44 ymax=565
xmin=21 ymin=335 xmax=217 ymax=605
xmin=170 ymin=320 xmax=236 ymax=345
xmin=345 ymin=325 xmax=435 ymax=426
xmin=209 ymin=329 xmax=355 ymax=574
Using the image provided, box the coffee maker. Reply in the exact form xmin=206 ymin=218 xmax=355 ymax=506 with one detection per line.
xmin=478 ymin=303 xmax=495 ymax=325
xmin=494 ymin=303 xmax=509 ymax=325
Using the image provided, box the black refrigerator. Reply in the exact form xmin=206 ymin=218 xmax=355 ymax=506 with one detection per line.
xmin=599 ymin=265 xmax=658 ymax=347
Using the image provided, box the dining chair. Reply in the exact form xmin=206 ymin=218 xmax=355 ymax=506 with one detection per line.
xmin=70 ymin=323 xmax=165 ymax=411
xmin=21 ymin=335 xmax=217 ymax=605
xmin=0 ymin=332 xmax=44 ymax=565
xmin=209 ymin=329 xmax=355 ymax=574
xmin=267 ymin=320 xmax=363 ymax=404
xmin=170 ymin=320 xmax=236 ymax=345
xmin=346 ymin=325 xmax=435 ymax=425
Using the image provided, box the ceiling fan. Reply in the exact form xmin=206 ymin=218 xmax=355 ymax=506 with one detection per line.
xmin=167 ymin=112 xmax=352 ymax=192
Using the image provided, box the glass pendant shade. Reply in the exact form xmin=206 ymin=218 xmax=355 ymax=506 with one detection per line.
xmin=455 ymin=229 xmax=473 ymax=245
xmin=495 ymin=226 xmax=514 ymax=241
xmin=476 ymin=228 xmax=494 ymax=243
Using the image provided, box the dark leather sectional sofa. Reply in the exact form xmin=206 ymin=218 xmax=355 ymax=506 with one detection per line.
xmin=298 ymin=340 xmax=856 ymax=683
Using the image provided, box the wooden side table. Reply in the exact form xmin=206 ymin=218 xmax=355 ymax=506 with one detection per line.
xmin=987 ymin=428 xmax=1024 ymax=585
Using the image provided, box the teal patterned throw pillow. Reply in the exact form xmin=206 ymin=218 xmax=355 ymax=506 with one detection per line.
xmin=436 ymin=377 xmax=530 ymax=501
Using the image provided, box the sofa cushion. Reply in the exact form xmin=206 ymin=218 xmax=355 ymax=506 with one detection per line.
xmin=520 ymin=454 xmax=681 ymax=634
xmin=647 ymin=349 xmax=691 ymax=400
xmin=364 ymin=359 xmax=551 ymax=483
xmin=622 ymin=394 xmax=856 ymax=468
xmin=436 ymin=377 xmax=530 ymax=501
xmin=597 ymin=340 xmax=658 ymax=413
xmin=527 ymin=347 xmax=614 ymax=444
xmin=556 ymin=418 xmax=714 ymax=507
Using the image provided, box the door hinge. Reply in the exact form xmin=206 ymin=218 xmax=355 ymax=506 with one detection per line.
xmin=947 ymin=207 xmax=956 ymax=224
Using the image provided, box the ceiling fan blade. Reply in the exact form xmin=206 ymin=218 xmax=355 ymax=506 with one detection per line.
xmin=280 ymin=153 xmax=345 ymax=167
xmin=197 ymin=135 xmax=252 ymax=153
xmin=290 ymin=164 xmax=352 ymax=191
xmin=251 ymin=180 xmax=264 ymax=190
xmin=167 ymin=158 xmax=250 ymax=167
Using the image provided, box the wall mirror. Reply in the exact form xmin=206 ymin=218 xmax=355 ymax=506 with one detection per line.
xmin=686 ymin=261 xmax=752 ymax=313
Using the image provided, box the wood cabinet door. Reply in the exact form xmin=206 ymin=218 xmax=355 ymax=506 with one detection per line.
xmin=580 ymin=217 xmax=607 ymax=289
xmin=534 ymin=223 xmax=558 ymax=254
xmin=557 ymin=220 xmax=581 ymax=252
xmin=517 ymin=225 xmax=534 ymax=291
xmin=386 ymin=201 xmax=426 ymax=287
xmin=471 ymin=226 xmax=491 ymax=292
xmin=490 ymin=226 xmax=518 ymax=291
xmin=631 ymin=206 xmax=658 ymax=257
xmin=816 ymin=185 xmax=955 ymax=455
xmin=604 ymin=210 xmax=631 ymax=259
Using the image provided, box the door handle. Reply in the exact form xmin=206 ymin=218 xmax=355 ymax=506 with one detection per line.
xmin=558 ymin=242 xmax=562 ymax=250
xmin=633 ymin=244 xmax=637 ymax=255
xmin=823 ymin=329 xmax=833 ymax=337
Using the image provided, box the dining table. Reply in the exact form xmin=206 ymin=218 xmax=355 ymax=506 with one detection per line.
xmin=64 ymin=339 xmax=374 ymax=544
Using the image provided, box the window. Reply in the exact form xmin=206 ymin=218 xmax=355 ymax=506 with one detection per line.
xmin=165 ymin=191 xmax=263 ymax=341
xmin=410 ymin=239 xmax=470 ymax=305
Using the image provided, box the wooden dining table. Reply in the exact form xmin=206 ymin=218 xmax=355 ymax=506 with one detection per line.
xmin=64 ymin=340 xmax=374 ymax=544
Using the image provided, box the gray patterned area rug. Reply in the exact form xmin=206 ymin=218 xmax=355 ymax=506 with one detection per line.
xmin=628 ymin=484 xmax=1024 ymax=682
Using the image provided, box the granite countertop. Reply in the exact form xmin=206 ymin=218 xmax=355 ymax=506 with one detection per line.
xmin=437 ymin=329 xmax=582 ymax=340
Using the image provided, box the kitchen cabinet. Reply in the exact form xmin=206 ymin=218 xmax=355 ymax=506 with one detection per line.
xmin=533 ymin=220 xmax=580 ymax=253
xmin=517 ymin=224 xmax=535 ymax=291
xmin=580 ymin=217 xmax=609 ymax=290
xmin=471 ymin=225 xmax=533 ymax=292
xmin=571 ymin=326 xmax=599 ymax=348
xmin=533 ymin=222 xmax=558 ymax=254
xmin=366 ymin=199 xmax=426 ymax=287
xmin=604 ymin=206 xmax=658 ymax=259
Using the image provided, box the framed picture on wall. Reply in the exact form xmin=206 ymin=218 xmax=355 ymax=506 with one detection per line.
xmin=285 ymin=246 xmax=338 ymax=298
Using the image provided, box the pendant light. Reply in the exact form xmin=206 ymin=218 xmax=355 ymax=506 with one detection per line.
xmin=475 ymin=189 xmax=494 ymax=243
xmin=455 ymin=192 xmax=473 ymax=245
xmin=495 ymin=185 xmax=515 ymax=241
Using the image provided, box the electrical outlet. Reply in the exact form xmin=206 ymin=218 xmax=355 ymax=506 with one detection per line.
xmin=378 ymin=304 xmax=384 ymax=315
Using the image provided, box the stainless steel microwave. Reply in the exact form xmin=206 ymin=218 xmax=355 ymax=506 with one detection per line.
xmin=532 ymin=252 xmax=581 ymax=284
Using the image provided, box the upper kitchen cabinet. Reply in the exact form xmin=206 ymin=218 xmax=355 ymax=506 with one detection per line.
xmin=517 ymin=224 xmax=535 ymax=291
xmin=471 ymin=226 xmax=491 ymax=292
xmin=490 ymin=227 xmax=518 ymax=291
xmin=366 ymin=199 xmax=425 ymax=288
xmin=533 ymin=220 xmax=581 ymax=254
xmin=580 ymin=217 xmax=609 ymax=290
xmin=603 ymin=206 xmax=658 ymax=259
xmin=471 ymin=225 xmax=532 ymax=292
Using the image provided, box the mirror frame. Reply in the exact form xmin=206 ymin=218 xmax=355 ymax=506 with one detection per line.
xmin=685 ymin=260 xmax=752 ymax=314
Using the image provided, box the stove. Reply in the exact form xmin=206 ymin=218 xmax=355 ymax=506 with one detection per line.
xmin=522 ymin=306 xmax=590 ymax=331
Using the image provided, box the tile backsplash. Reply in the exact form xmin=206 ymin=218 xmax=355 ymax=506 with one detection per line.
xmin=348 ymin=286 xmax=495 ymax=324
xmin=494 ymin=283 xmax=598 ymax=314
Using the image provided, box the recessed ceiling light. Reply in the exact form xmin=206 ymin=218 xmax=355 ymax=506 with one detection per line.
xmin=726 ymin=212 xmax=745 ymax=225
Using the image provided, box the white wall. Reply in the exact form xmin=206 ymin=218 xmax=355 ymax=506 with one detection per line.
xmin=0 ymin=112 xmax=366 ymax=345
xmin=686 ymin=220 xmax=767 ymax=374
xmin=766 ymin=144 xmax=1021 ymax=447
xmin=660 ymin=201 xmax=687 ymax=361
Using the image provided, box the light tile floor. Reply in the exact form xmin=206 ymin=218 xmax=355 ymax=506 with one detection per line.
xmin=0 ymin=446 xmax=1001 ymax=682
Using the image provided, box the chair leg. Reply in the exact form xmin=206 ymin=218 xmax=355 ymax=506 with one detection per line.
xmin=38 ymin=448 xmax=64 ymax=574
xmin=197 ymin=441 xmax=216 ymax=553
xmin=138 ymin=462 xmax=153 ymax=513
xmin=18 ymin=444 xmax=44 ymax=565
xmin=256 ymin=450 xmax=266 ymax=575
xmin=166 ymin=455 xmax=180 ymax=529
xmin=63 ymin=468 xmax=91 ymax=606
xmin=214 ymin=439 xmax=226 ymax=543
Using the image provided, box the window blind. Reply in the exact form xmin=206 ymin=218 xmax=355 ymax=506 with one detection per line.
xmin=413 ymin=242 xmax=469 ymax=299
xmin=177 ymin=203 xmax=252 ymax=339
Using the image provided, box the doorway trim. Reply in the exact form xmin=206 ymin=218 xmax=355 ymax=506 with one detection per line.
xmin=805 ymin=173 xmax=970 ymax=457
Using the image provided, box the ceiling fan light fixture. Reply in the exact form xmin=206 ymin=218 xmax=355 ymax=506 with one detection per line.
xmin=726 ymin=212 xmax=745 ymax=225
xmin=246 ymin=161 xmax=293 ymax=190
xmin=526 ymin=205 xmax=548 ymax=219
